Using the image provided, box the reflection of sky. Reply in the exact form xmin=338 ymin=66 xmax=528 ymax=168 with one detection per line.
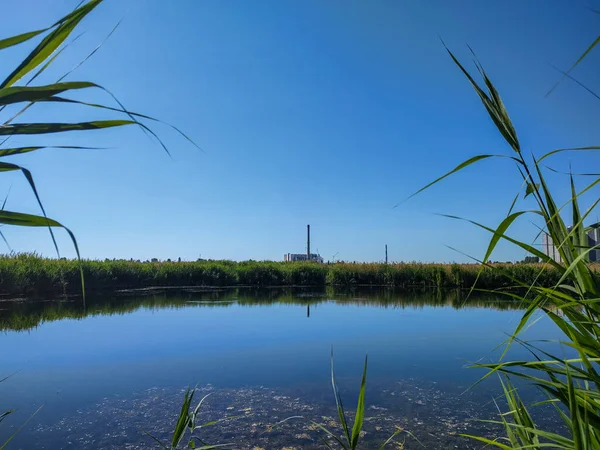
xmin=1 ymin=299 xmax=564 ymax=445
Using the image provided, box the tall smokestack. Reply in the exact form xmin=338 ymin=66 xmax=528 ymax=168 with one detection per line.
xmin=307 ymin=224 xmax=311 ymax=259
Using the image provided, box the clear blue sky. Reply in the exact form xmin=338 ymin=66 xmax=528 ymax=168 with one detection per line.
xmin=1 ymin=0 xmax=600 ymax=263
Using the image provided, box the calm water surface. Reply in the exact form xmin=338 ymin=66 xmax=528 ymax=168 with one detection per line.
xmin=0 ymin=288 xmax=565 ymax=449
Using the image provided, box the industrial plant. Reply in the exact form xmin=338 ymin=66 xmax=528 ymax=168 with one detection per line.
xmin=284 ymin=224 xmax=324 ymax=263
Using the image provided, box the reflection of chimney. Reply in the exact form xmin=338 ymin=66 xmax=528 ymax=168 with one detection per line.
xmin=307 ymin=224 xmax=311 ymax=259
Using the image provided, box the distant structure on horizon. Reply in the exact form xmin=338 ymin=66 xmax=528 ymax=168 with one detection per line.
xmin=542 ymin=222 xmax=600 ymax=263
xmin=284 ymin=253 xmax=324 ymax=263
xmin=284 ymin=224 xmax=324 ymax=263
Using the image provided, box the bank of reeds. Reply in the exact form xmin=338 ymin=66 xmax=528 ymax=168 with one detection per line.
xmin=0 ymin=253 xmax=574 ymax=298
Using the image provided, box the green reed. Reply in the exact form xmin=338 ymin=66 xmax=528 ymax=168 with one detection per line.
xmin=145 ymin=387 xmax=228 ymax=450
xmin=0 ymin=253 xmax=575 ymax=297
xmin=415 ymin=40 xmax=600 ymax=448
xmin=308 ymin=353 xmax=406 ymax=449
xmin=0 ymin=375 xmax=41 ymax=450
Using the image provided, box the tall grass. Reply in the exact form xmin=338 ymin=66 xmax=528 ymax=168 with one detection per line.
xmin=417 ymin=43 xmax=600 ymax=448
xmin=0 ymin=253 xmax=577 ymax=296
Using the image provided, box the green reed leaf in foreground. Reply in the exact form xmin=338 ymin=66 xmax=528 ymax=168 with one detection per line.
xmin=0 ymin=81 xmax=97 ymax=106
xmin=322 ymin=352 xmax=408 ymax=449
xmin=0 ymin=405 xmax=43 ymax=450
xmin=0 ymin=30 xmax=49 ymax=51
xmin=525 ymin=182 xmax=539 ymax=198
xmin=0 ymin=0 xmax=200 ymax=301
xmin=331 ymin=349 xmax=352 ymax=446
xmin=0 ymin=145 xmax=103 ymax=157
xmin=1 ymin=0 xmax=102 ymax=88
xmin=547 ymin=34 xmax=600 ymax=97
xmin=0 ymin=1 xmax=203 ymax=447
xmin=0 ymin=120 xmax=135 ymax=135
xmin=0 ymin=210 xmax=84 ymax=301
xmin=538 ymin=146 xmax=600 ymax=164
xmin=445 ymin=45 xmax=521 ymax=153
xmin=0 ymin=161 xmax=60 ymax=255
xmin=350 ymin=355 xmax=367 ymax=449
xmin=266 ymin=353 xmax=408 ymax=449
xmin=145 ymin=387 xmax=226 ymax=450
xmin=399 ymin=154 xmax=514 ymax=206
xmin=35 ymin=96 xmax=203 ymax=152
xmin=0 ymin=411 xmax=13 ymax=426
xmin=424 ymin=44 xmax=600 ymax=449
xmin=172 ymin=388 xmax=194 ymax=448
xmin=0 ymin=2 xmax=89 ymax=52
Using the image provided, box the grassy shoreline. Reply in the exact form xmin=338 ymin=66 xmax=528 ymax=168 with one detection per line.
xmin=0 ymin=254 xmax=570 ymax=298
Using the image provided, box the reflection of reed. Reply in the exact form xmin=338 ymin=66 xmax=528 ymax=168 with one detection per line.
xmin=0 ymin=287 xmax=524 ymax=332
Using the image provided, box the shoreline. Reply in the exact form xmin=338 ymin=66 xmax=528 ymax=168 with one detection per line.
xmin=0 ymin=254 xmax=570 ymax=299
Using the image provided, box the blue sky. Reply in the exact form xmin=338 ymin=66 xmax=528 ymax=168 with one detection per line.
xmin=1 ymin=0 xmax=600 ymax=262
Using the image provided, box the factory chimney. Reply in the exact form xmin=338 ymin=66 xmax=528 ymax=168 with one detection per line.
xmin=307 ymin=224 xmax=311 ymax=259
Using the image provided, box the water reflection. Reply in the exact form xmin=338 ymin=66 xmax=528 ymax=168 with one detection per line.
xmin=0 ymin=287 xmax=523 ymax=332
xmin=0 ymin=287 xmax=561 ymax=449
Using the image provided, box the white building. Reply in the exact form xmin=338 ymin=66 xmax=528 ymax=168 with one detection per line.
xmin=284 ymin=253 xmax=324 ymax=263
xmin=542 ymin=233 xmax=562 ymax=263
xmin=542 ymin=222 xmax=600 ymax=263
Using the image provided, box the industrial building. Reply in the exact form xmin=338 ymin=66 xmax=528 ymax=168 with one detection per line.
xmin=284 ymin=253 xmax=324 ymax=263
xmin=541 ymin=222 xmax=600 ymax=263
xmin=284 ymin=224 xmax=324 ymax=263
xmin=541 ymin=233 xmax=562 ymax=263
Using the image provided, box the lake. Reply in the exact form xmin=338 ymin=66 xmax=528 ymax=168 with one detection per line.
xmin=0 ymin=287 xmax=565 ymax=449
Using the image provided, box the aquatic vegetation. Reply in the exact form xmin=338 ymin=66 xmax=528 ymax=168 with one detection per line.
xmin=0 ymin=376 xmax=41 ymax=450
xmin=0 ymin=377 xmax=14 ymax=450
xmin=0 ymin=253 xmax=576 ymax=298
xmin=145 ymin=387 xmax=227 ymax=450
xmin=419 ymin=43 xmax=600 ymax=448
xmin=312 ymin=353 xmax=406 ymax=449
xmin=31 ymin=380 xmax=510 ymax=449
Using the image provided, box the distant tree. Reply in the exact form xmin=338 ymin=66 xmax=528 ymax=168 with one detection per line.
xmin=522 ymin=256 xmax=540 ymax=264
